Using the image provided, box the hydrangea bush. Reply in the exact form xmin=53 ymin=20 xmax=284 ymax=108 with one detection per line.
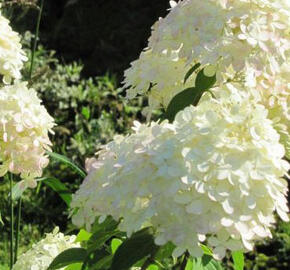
xmin=69 ymin=0 xmax=289 ymax=268
xmin=0 ymin=0 xmax=289 ymax=270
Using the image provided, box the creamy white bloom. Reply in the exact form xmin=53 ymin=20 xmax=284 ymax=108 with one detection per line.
xmin=244 ymin=60 xmax=290 ymax=158
xmin=123 ymin=0 xmax=290 ymax=110
xmin=0 ymin=11 xmax=27 ymax=84
xmin=12 ymin=227 xmax=80 ymax=270
xmin=0 ymin=82 xmax=55 ymax=187
xmin=71 ymin=87 xmax=289 ymax=259
xmin=124 ymin=49 xmax=196 ymax=111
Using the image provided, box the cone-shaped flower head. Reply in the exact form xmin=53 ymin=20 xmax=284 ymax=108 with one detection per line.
xmin=71 ymin=86 xmax=289 ymax=259
xmin=12 ymin=227 xmax=80 ymax=270
xmin=0 ymin=82 xmax=55 ymax=187
xmin=123 ymin=0 xmax=290 ymax=111
xmin=0 ymin=10 xmax=27 ymax=84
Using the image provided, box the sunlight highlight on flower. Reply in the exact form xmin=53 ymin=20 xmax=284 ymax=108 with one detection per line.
xmin=0 ymin=10 xmax=27 ymax=84
xmin=71 ymin=87 xmax=289 ymax=259
xmin=123 ymin=0 xmax=290 ymax=112
xmin=0 ymin=82 xmax=55 ymax=186
xmin=12 ymin=227 xmax=80 ymax=270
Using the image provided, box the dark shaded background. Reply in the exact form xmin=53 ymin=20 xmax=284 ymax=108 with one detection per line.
xmin=12 ymin=0 xmax=169 ymax=77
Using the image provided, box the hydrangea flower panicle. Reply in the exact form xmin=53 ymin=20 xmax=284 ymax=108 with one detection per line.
xmin=0 ymin=10 xmax=27 ymax=84
xmin=12 ymin=227 xmax=80 ymax=270
xmin=0 ymin=82 xmax=55 ymax=186
xmin=123 ymin=0 xmax=290 ymax=113
xmin=71 ymin=86 xmax=289 ymax=259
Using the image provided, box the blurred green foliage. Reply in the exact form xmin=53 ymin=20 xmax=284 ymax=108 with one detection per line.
xmin=21 ymin=32 xmax=144 ymax=162
xmin=244 ymin=220 xmax=290 ymax=270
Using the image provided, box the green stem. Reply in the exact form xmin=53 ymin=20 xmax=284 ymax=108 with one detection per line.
xmin=28 ymin=0 xmax=44 ymax=80
xmin=180 ymin=251 xmax=190 ymax=270
xmin=81 ymin=260 xmax=88 ymax=270
xmin=36 ymin=181 xmax=42 ymax=195
xmin=141 ymin=258 xmax=152 ymax=270
xmin=141 ymin=248 xmax=159 ymax=270
xmin=9 ymin=174 xmax=14 ymax=270
xmin=14 ymin=197 xmax=22 ymax=263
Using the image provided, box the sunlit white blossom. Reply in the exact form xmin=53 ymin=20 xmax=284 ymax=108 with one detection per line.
xmin=0 ymin=82 xmax=55 ymax=186
xmin=71 ymin=87 xmax=289 ymax=259
xmin=244 ymin=60 xmax=290 ymax=158
xmin=0 ymin=10 xmax=27 ymax=84
xmin=124 ymin=49 xmax=195 ymax=110
xmin=123 ymin=0 xmax=290 ymax=111
xmin=12 ymin=227 xmax=80 ymax=270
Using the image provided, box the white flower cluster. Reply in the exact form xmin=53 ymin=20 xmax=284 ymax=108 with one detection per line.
xmin=122 ymin=0 xmax=290 ymax=110
xmin=0 ymin=10 xmax=27 ymax=84
xmin=244 ymin=60 xmax=290 ymax=158
xmin=71 ymin=87 xmax=289 ymax=259
xmin=124 ymin=49 xmax=194 ymax=110
xmin=123 ymin=0 xmax=290 ymax=166
xmin=0 ymin=82 xmax=55 ymax=187
xmin=12 ymin=227 xmax=80 ymax=270
xmin=0 ymin=9 xmax=55 ymax=186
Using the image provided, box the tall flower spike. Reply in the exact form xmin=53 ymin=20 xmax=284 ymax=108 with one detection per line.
xmin=0 ymin=81 xmax=55 ymax=187
xmin=71 ymin=86 xmax=289 ymax=259
xmin=122 ymin=0 xmax=290 ymax=111
xmin=12 ymin=227 xmax=80 ymax=270
xmin=0 ymin=9 xmax=27 ymax=84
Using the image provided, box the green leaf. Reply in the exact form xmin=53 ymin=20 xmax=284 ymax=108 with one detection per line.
xmin=91 ymin=216 xmax=119 ymax=234
xmin=232 ymin=251 xmax=244 ymax=270
xmin=47 ymin=151 xmax=86 ymax=178
xmin=184 ymin=63 xmax=201 ymax=84
xmin=148 ymin=265 xmax=159 ymax=270
xmin=185 ymin=259 xmax=193 ymax=270
xmin=48 ymin=248 xmax=87 ymax=269
xmin=87 ymin=230 xmax=120 ymax=254
xmin=165 ymin=67 xmax=216 ymax=122
xmin=86 ymin=217 xmax=121 ymax=254
xmin=85 ymin=248 xmax=110 ymax=269
xmin=41 ymin=177 xmax=72 ymax=207
xmin=192 ymin=255 xmax=224 ymax=270
xmin=111 ymin=238 xmax=123 ymax=254
xmin=195 ymin=67 xmax=216 ymax=90
xmin=200 ymin=245 xmax=213 ymax=256
xmin=0 ymin=211 xmax=4 ymax=226
xmin=76 ymin=229 xmax=92 ymax=243
xmin=64 ymin=263 xmax=83 ymax=270
xmin=90 ymin=254 xmax=113 ymax=270
xmin=155 ymin=242 xmax=175 ymax=261
xmin=165 ymin=87 xmax=196 ymax=122
xmin=111 ymin=227 xmax=157 ymax=270
xmin=81 ymin=107 xmax=90 ymax=120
